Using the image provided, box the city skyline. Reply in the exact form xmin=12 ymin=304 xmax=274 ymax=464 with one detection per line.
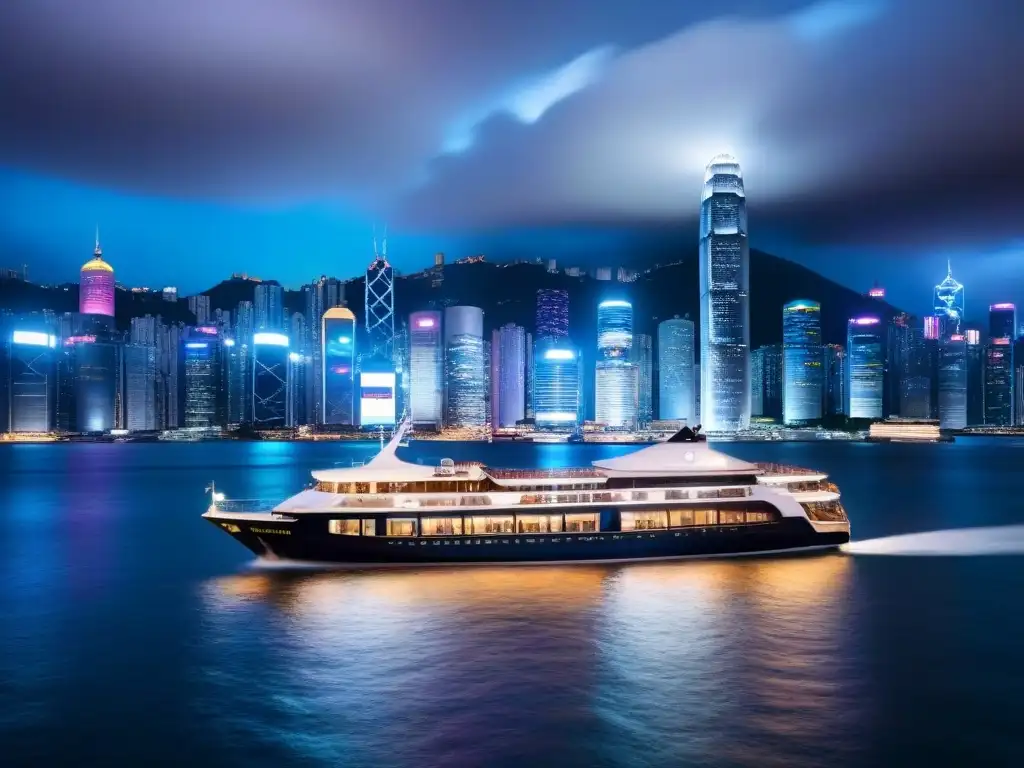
xmin=2 ymin=1 xmax=1023 ymax=314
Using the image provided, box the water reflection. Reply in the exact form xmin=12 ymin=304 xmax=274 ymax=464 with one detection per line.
xmin=197 ymin=554 xmax=858 ymax=767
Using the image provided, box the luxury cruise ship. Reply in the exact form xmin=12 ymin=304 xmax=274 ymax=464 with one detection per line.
xmin=203 ymin=424 xmax=850 ymax=565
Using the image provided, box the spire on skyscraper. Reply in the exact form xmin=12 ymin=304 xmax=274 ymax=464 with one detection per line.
xmin=94 ymin=225 xmax=102 ymax=256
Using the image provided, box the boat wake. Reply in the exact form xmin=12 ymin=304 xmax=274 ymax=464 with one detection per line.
xmin=843 ymin=525 xmax=1024 ymax=556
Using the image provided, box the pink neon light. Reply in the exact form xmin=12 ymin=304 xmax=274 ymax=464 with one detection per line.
xmin=195 ymin=326 xmax=217 ymax=335
xmin=850 ymin=317 xmax=880 ymax=326
xmin=923 ymin=316 xmax=940 ymax=340
xmin=416 ymin=318 xmax=436 ymax=328
xmin=966 ymin=329 xmax=980 ymax=345
xmin=868 ymin=288 xmax=885 ymax=297
xmin=991 ymin=303 xmax=1015 ymax=310
xmin=949 ymin=334 xmax=965 ymax=341
xmin=64 ymin=334 xmax=96 ymax=346
xmin=991 ymin=337 xmax=1011 ymax=346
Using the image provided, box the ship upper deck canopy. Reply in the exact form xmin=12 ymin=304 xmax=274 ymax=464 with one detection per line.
xmin=592 ymin=438 xmax=758 ymax=476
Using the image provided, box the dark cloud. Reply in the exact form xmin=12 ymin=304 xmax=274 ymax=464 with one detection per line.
xmin=0 ymin=0 xmax=799 ymax=201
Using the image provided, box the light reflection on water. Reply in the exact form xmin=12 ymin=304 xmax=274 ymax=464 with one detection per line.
xmin=199 ymin=554 xmax=859 ymax=767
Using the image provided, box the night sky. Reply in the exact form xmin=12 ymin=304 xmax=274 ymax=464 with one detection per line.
xmin=1 ymin=0 xmax=1022 ymax=319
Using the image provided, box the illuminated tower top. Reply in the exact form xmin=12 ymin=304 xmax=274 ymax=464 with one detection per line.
xmin=79 ymin=228 xmax=115 ymax=316
xmin=933 ymin=260 xmax=964 ymax=336
xmin=365 ymin=227 xmax=395 ymax=361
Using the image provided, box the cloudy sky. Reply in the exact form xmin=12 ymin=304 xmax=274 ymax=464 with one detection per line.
xmin=1 ymin=0 xmax=1022 ymax=317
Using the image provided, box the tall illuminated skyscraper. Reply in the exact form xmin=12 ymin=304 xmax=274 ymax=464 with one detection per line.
xmin=657 ymin=316 xmax=696 ymax=422
xmin=635 ymin=333 xmax=653 ymax=427
xmin=493 ymin=324 xmax=526 ymax=428
xmin=782 ymin=300 xmax=823 ymax=424
xmin=444 ymin=306 xmax=486 ymax=427
xmin=985 ymin=339 xmax=1013 ymax=426
xmin=989 ymin=303 xmax=1017 ymax=340
xmin=822 ymin=344 xmax=846 ymax=416
xmin=79 ymin=231 xmax=115 ymax=317
xmin=252 ymin=332 xmax=289 ymax=428
xmin=409 ymin=311 xmax=443 ymax=429
xmin=7 ymin=329 xmax=57 ymax=432
xmin=321 ymin=307 xmax=356 ymax=426
xmin=595 ymin=300 xmax=637 ymax=430
xmin=933 ymin=261 xmax=964 ymax=338
xmin=938 ymin=334 xmax=968 ymax=429
xmin=365 ymin=235 xmax=395 ymax=361
xmin=533 ymin=337 xmax=581 ymax=429
xmin=846 ymin=317 xmax=884 ymax=419
xmin=536 ymin=289 xmax=569 ymax=338
xmin=699 ymin=154 xmax=750 ymax=432
xmin=966 ymin=329 xmax=985 ymax=426
xmin=751 ymin=344 xmax=783 ymax=420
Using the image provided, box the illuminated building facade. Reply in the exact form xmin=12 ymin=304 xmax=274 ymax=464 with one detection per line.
xmin=966 ymin=329 xmax=985 ymax=425
xmin=124 ymin=343 xmax=158 ymax=431
xmin=923 ymin=316 xmax=941 ymax=341
xmin=846 ymin=317 xmax=884 ymax=419
xmin=751 ymin=345 xmax=783 ymax=420
xmin=782 ymin=300 xmax=823 ymax=424
xmin=359 ymin=362 xmax=397 ymax=427
xmin=595 ymin=300 xmax=637 ymax=430
xmin=444 ymin=306 xmax=486 ymax=427
xmin=304 ymin=277 xmax=345 ymax=424
xmin=1015 ymin=339 xmax=1024 ymax=426
xmin=321 ymin=307 xmax=356 ymax=426
xmin=409 ymin=311 xmax=443 ymax=429
xmin=493 ymin=324 xmax=526 ymax=428
xmin=984 ymin=338 xmax=1013 ymax=426
xmin=933 ymin=261 xmax=964 ymax=338
xmin=937 ymin=335 xmax=968 ymax=429
xmin=252 ymin=332 xmax=289 ymax=428
xmin=533 ymin=337 xmax=582 ymax=429
xmin=822 ymin=344 xmax=846 ymax=416
xmin=900 ymin=326 xmax=933 ymax=419
xmin=699 ymin=154 xmax=750 ymax=432
xmin=635 ymin=333 xmax=653 ymax=427
xmin=7 ymin=330 xmax=57 ymax=432
xmin=184 ymin=331 xmax=224 ymax=428
xmin=536 ymin=289 xmax=569 ymax=338
xmin=63 ymin=334 xmax=119 ymax=432
xmin=365 ymin=237 xmax=395 ymax=361
xmin=657 ymin=316 xmax=696 ymax=422
xmin=254 ymin=283 xmax=284 ymax=331
xmin=79 ymin=233 xmax=115 ymax=317
xmin=989 ymin=303 xmax=1017 ymax=341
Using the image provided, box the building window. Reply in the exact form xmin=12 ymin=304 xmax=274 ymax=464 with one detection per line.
xmin=693 ymin=509 xmax=718 ymax=526
xmin=465 ymin=516 xmax=514 ymax=534
xmin=669 ymin=509 xmax=694 ymax=527
xmin=328 ymin=519 xmax=360 ymax=535
xmin=718 ymin=510 xmax=745 ymax=525
xmin=387 ymin=518 xmax=418 ymax=536
xmin=421 ymin=517 xmax=463 ymax=536
xmin=565 ymin=513 xmax=598 ymax=532
xmin=362 ymin=518 xmax=377 ymax=536
xmin=516 ymin=515 xmax=563 ymax=533
xmin=621 ymin=511 xmax=668 ymax=531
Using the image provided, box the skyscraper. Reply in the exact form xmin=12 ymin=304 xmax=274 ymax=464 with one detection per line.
xmin=885 ymin=314 xmax=912 ymax=417
xmin=699 ymin=154 xmax=750 ymax=432
xmin=124 ymin=343 xmax=158 ymax=431
xmin=493 ymin=324 xmax=526 ymax=428
xmin=595 ymin=300 xmax=637 ymax=430
xmin=536 ymin=289 xmax=569 ymax=338
xmin=188 ymin=294 xmax=212 ymax=326
xmin=782 ymin=300 xmax=823 ymax=424
xmin=635 ymin=333 xmax=653 ymax=427
xmin=304 ymin=276 xmax=344 ymax=424
xmin=989 ymin=303 xmax=1017 ymax=340
xmin=966 ymin=329 xmax=985 ymax=426
xmin=79 ymin=232 xmax=115 ymax=317
xmin=321 ymin=307 xmax=356 ymax=426
xmin=822 ymin=344 xmax=846 ymax=416
xmin=657 ymin=316 xmax=696 ymax=422
xmin=254 ymin=284 xmax=284 ymax=331
xmin=900 ymin=325 xmax=932 ymax=419
xmin=409 ymin=311 xmax=443 ymax=429
xmin=1014 ymin=338 xmax=1024 ymax=427
xmin=938 ymin=334 xmax=968 ymax=429
xmin=64 ymin=333 xmax=119 ymax=432
xmin=984 ymin=338 xmax=1013 ymax=426
xmin=933 ymin=261 xmax=964 ymax=338
xmin=184 ymin=331 xmax=224 ymax=428
xmin=444 ymin=307 xmax=486 ymax=427
xmin=365 ymin=238 xmax=395 ymax=361
xmin=751 ymin=345 xmax=783 ymax=420
xmin=533 ymin=337 xmax=582 ymax=429
xmin=7 ymin=329 xmax=57 ymax=432
xmin=846 ymin=317 xmax=884 ymax=419
xmin=252 ymin=332 xmax=289 ymax=428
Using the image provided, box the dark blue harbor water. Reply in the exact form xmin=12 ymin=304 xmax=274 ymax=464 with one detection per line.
xmin=1 ymin=438 xmax=1023 ymax=767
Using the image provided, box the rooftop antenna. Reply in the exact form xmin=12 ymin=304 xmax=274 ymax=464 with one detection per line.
xmin=372 ymin=223 xmax=379 ymax=259
xmin=381 ymin=223 xmax=388 ymax=259
xmin=947 ymin=259 xmax=953 ymax=278
xmin=94 ymin=225 xmax=102 ymax=256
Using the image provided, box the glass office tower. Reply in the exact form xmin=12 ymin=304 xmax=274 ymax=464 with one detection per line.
xmin=782 ymin=300 xmax=823 ymax=424
xmin=846 ymin=317 xmax=884 ymax=419
xmin=409 ymin=311 xmax=443 ymax=429
xmin=699 ymin=154 xmax=750 ymax=432
xmin=321 ymin=307 xmax=356 ymax=426
xmin=657 ymin=316 xmax=696 ymax=423
xmin=444 ymin=307 xmax=486 ymax=427
xmin=252 ymin=332 xmax=289 ymax=428
xmin=938 ymin=334 xmax=968 ymax=429
xmin=533 ymin=337 xmax=582 ymax=429
xmin=595 ymin=300 xmax=638 ymax=430
xmin=7 ymin=330 xmax=57 ymax=432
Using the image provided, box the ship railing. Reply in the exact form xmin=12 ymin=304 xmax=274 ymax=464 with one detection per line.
xmin=755 ymin=462 xmax=821 ymax=477
xmin=211 ymin=499 xmax=281 ymax=514
xmin=485 ymin=467 xmax=606 ymax=479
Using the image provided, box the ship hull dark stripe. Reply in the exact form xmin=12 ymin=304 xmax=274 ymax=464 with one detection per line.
xmin=210 ymin=517 xmax=849 ymax=565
